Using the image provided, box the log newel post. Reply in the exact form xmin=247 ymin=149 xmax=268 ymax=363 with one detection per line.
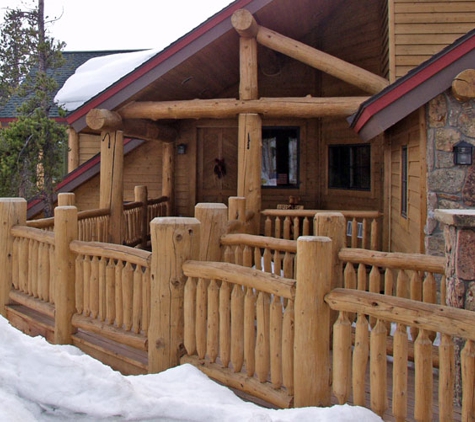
xmin=134 ymin=185 xmax=148 ymax=249
xmin=435 ymin=209 xmax=475 ymax=404
xmin=314 ymin=212 xmax=347 ymax=328
xmin=194 ymin=203 xmax=227 ymax=262
xmin=228 ymin=196 xmax=247 ymax=233
xmin=99 ymin=130 xmax=124 ymax=244
xmin=294 ymin=235 xmax=332 ymax=407
xmin=57 ymin=192 xmax=75 ymax=207
xmin=54 ymin=205 xmax=78 ymax=344
xmin=148 ymin=217 xmax=200 ymax=373
xmin=0 ymin=198 xmax=27 ymax=316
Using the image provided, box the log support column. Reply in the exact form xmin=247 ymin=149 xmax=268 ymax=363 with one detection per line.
xmin=67 ymin=127 xmax=79 ymax=172
xmin=99 ymin=130 xmax=124 ymax=244
xmin=162 ymin=142 xmax=174 ymax=215
xmin=0 ymin=199 xmax=27 ymax=316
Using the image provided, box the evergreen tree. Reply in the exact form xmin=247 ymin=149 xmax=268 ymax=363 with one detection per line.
xmin=0 ymin=0 xmax=67 ymax=216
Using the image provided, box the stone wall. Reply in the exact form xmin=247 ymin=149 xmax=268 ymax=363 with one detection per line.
xmin=425 ymin=91 xmax=475 ymax=256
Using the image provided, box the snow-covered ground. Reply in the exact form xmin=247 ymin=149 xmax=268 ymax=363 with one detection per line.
xmin=0 ymin=316 xmax=383 ymax=421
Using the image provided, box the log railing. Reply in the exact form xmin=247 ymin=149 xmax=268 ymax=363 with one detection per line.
xmin=327 ymin=289 xmax=472 ymax=421
xmin=77 ymin=208 xmax=110 ymax=242
xmin=262 ymin=209 xmax=382 ymax=249
xmin=10 ymin=225 xmax=56 ymax=317
xmin=181 ymin=260 xmax=297 ymax=408
xmin=69 ymin=240 xmax=151 ymax=351
xmin=220 ymin=233 xmax=296 ymax=278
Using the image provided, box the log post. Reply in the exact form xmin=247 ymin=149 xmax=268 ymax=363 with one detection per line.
xmin=0 ymin=198 xmax=27 ymax=316
xmin=237 ymin=113 xmax=262 ymax=234
xmin=314 ymin=212 xmax=347 ymax=328
xmin=57 ymin=192 xmax=75 ymax=207
xmin=162 ymin=142 xmax=174 ymax=215
xmin=228 ymin=196 xmax=247 ymax=233
xmin=54 ymin=205 xmax=78 ymax=344
xmin=99 ymin=130 xmax=124 ymax=244
xmin=195 ymin=203 xmax=228 ymax=261
xmin=294 ymin=236 xmax=332 ymax=407
xmin=67 ymin=127 xmax=79 ymax=172
xmin=148 ymin=217 xmax=200 ymax=373
xmin=134 ymin=185 xmax=148 ymax=249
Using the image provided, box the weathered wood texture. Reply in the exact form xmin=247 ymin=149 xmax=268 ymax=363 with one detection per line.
xmin=387 ymin=111 xmax=424 ymax=253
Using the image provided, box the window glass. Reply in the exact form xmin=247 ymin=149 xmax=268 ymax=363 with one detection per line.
xmin=262 ymin=127 xmax=299 ymax=187
xmin=328 ymin=144 xmax=371 ymax=190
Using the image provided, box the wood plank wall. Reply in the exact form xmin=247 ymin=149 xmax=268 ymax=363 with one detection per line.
xmin=391 ymin=0 xmax=475 ymax=79
xmin=78 ymin=133 xmax=101 ymax=166
xmin=386 ymin=111 xmax=423 ymax=253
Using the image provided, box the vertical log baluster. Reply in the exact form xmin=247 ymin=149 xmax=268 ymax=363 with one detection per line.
xmin=392 ymin=323 xmax=408 ymax=422
xmin=114 ymin=260 xmax=124 ymax=328
xmin=461 ymin=339 xmax=475 ymax=421
xmin=196 ymin=278 xmax=208 ymax=359
xmin=219 ymin=281 xmax=231 ymax=368
xmin=184 ymin=277 xmax=197 ymax=355
xmin=439 ymin=334 xmax=455 ymax=420
xmin=414 ymin=329 xmax=433 ymax=422
xmin=206 ymin=280 xmax=219 ymax=363
xmin=270 ymin=294 xmax=283 ymax=389
xmin=282 ymin=299 xmax=294 ymax=395
xmin=75 ymin=255 xmax=84 ymax=314
xmin=244 ymin=287 xmax=256 ymax=377
xmin=333 ymin=311 xmax=352 ymax=404
xmin=122 ymin=261 xmax=134 ymax=331
xmin=105 ymin=259 xmax=115 ymax=325
xmin=231 ymin=284 xmax=245 ymax=372
xmin=410 ymin=271 xmax=422 ymax=341
xmin=98 ymin=256 xmax=107 ymax=322
xmin=90 ymin=255 xmax=100 ymax=319
xmin=255 ymin=291 xmax=270 ymax=382
xmin=370 ymin=319 xmax=388 ymax=417
xmin=132 ymin=265 xmax=142 ymax=334
xmin=283 ymin=216 xmax=291 ymax=240
xmin=243 ymin=245 xmax=253 ymax=268
xmin=353 ymin=313 xmax=369 ymax=406
xmin=142 ymin=266 xmax=150 ymax=333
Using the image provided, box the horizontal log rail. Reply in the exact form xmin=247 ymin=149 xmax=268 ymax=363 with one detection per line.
xmin=183 ymin=260 xmax=295 ymax=299
xmin=26 ymin=217 xmax=54 ymax=230
xmin=220 ymin=233 xmax=297 ymax=253
xmin=11 ymin=225 xmax=55 ymax=245
xmin=338 ymin=248 xmax=445 ymax=274
xmin=119 ymin=97 xmax=369 ymax=120
xmin=326 ymin=289 xmax=475 ymax=341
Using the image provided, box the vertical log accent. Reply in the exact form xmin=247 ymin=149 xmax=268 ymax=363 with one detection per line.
xmin=237 ymin=113 xmax=262 ymax=234
xmin=148 ymin=217 xmax=200 ymax=373
xmin=54 ymin=205 xmax=78 ymax=344
xmin=67 ymin=127 xmax=79 ymax=172
xmin=195 ymin=203 xmax=227 ymax=261
xmin=99 ymin=130 xmax=123 ymax=244
xmin=294 ymin=236 xmax=332 ymax=407
xmin=162 ymin=142 xmax=174 ymax=215
xmin=135 ymin=185 xmax=148 ymax=249
xmin=0 ymin=198 xmax=26 ymax=316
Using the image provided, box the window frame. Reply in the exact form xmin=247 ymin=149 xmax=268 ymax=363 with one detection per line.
xmin=261 ymin=126 xmax=300 ymax=189
xmin=327 ymin=143 xmax=371 ymax=191
xmin=401 ymin=145 xmax=408 ymax=218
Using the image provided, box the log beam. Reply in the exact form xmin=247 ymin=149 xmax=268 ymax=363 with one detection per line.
xmin=452 ymin=69 xmax=475 ymax=102
xmin=86 ymin=108 xmax=177 ymax=142
xmin=232 ymin=9 xmax=389 ymax=95
xmin=119 ymin=96 xmax=368 ymax=120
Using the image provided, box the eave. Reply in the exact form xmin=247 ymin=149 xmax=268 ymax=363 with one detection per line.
xmin=349 ymin=29 xmax=475 ymax=142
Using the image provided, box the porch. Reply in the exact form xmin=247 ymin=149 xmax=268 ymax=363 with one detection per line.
xmin=1 ymin=196 xmax=473 ymax=421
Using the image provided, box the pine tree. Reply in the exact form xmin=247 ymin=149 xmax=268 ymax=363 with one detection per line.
xmin=0 ymin=0 xmax=67 ymax=216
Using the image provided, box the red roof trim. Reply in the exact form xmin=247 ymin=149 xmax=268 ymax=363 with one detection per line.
xmin=66 ymin=0 xmax=253 ymax=125
xmin=353 ymin=35 xmax=475 ymax=134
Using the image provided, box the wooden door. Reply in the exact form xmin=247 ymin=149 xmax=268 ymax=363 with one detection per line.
xmin=197 ymin=126 xmax=238 ymax=204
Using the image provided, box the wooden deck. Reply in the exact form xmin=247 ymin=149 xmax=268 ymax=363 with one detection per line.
xmin=6 ymin=304 xmax=463 ymax=421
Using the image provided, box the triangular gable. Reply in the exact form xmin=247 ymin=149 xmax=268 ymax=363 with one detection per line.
xmin=64 ymin=0 xmax=275 ymax=133
xmin=348 ymin=29 xmax=475 ymax=141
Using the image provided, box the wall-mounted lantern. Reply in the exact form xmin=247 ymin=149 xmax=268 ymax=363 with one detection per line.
xmin=177 ymin=143 xmax=187 ymax=155
xmin=453 ymin=140 xmax=473 ymax=165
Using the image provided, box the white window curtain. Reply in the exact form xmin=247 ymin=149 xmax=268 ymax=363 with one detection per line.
xmin=262 ymin=137 xmax=277 ymax=186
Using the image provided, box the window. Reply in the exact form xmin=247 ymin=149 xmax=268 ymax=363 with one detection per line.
xmin=261 ymin=127 xmax=299 ymax=187
xmin=401 ymin=146 xmax=408 ymax=218
xmin=328 ymin=144 xmax=371 ymax=190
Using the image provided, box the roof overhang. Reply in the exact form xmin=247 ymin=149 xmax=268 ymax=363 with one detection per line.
xmin=349 ymin=30 xmax=475 ymax=141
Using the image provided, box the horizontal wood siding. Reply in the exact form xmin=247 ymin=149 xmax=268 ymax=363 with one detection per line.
xmin=393 ymin=0 xmax=475 ymax=78
xmin=123 ymin=140 xmax=162 ymax=202
xmin=387 ymin=111 xmax=423 ymax=253
xmin=78 ymin=133 xmax=101 ymax=166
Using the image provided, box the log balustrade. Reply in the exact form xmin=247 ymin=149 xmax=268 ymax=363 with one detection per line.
xmin=262 ymin=209 xmax=382 ymax=249
xmin=0 ymin=198 xmax=472 ymax=419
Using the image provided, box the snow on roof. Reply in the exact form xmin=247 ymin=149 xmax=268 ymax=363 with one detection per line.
xmin=54 ymin=49 xmax=160 ymax=111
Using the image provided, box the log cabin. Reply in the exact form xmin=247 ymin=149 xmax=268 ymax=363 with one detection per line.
xmin=45 ymin=0 xmax=475 ymax=255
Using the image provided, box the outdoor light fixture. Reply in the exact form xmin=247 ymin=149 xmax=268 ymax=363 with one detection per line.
xmin=454 ymin=140 xmax=473 ymax=165
xmin=177 ymin=143 xmax=187 ymax=155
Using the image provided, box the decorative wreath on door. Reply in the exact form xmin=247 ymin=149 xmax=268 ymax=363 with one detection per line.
xmin=214 ymin=158 xmax=226 ymax=179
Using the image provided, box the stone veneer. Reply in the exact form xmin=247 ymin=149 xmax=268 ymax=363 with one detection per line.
xmin=425 ymin=91 xmax=475 ymax=257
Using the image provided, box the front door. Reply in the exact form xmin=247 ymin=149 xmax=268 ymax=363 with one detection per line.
xmin=197 ymin=126 xmax=238 ymax=204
